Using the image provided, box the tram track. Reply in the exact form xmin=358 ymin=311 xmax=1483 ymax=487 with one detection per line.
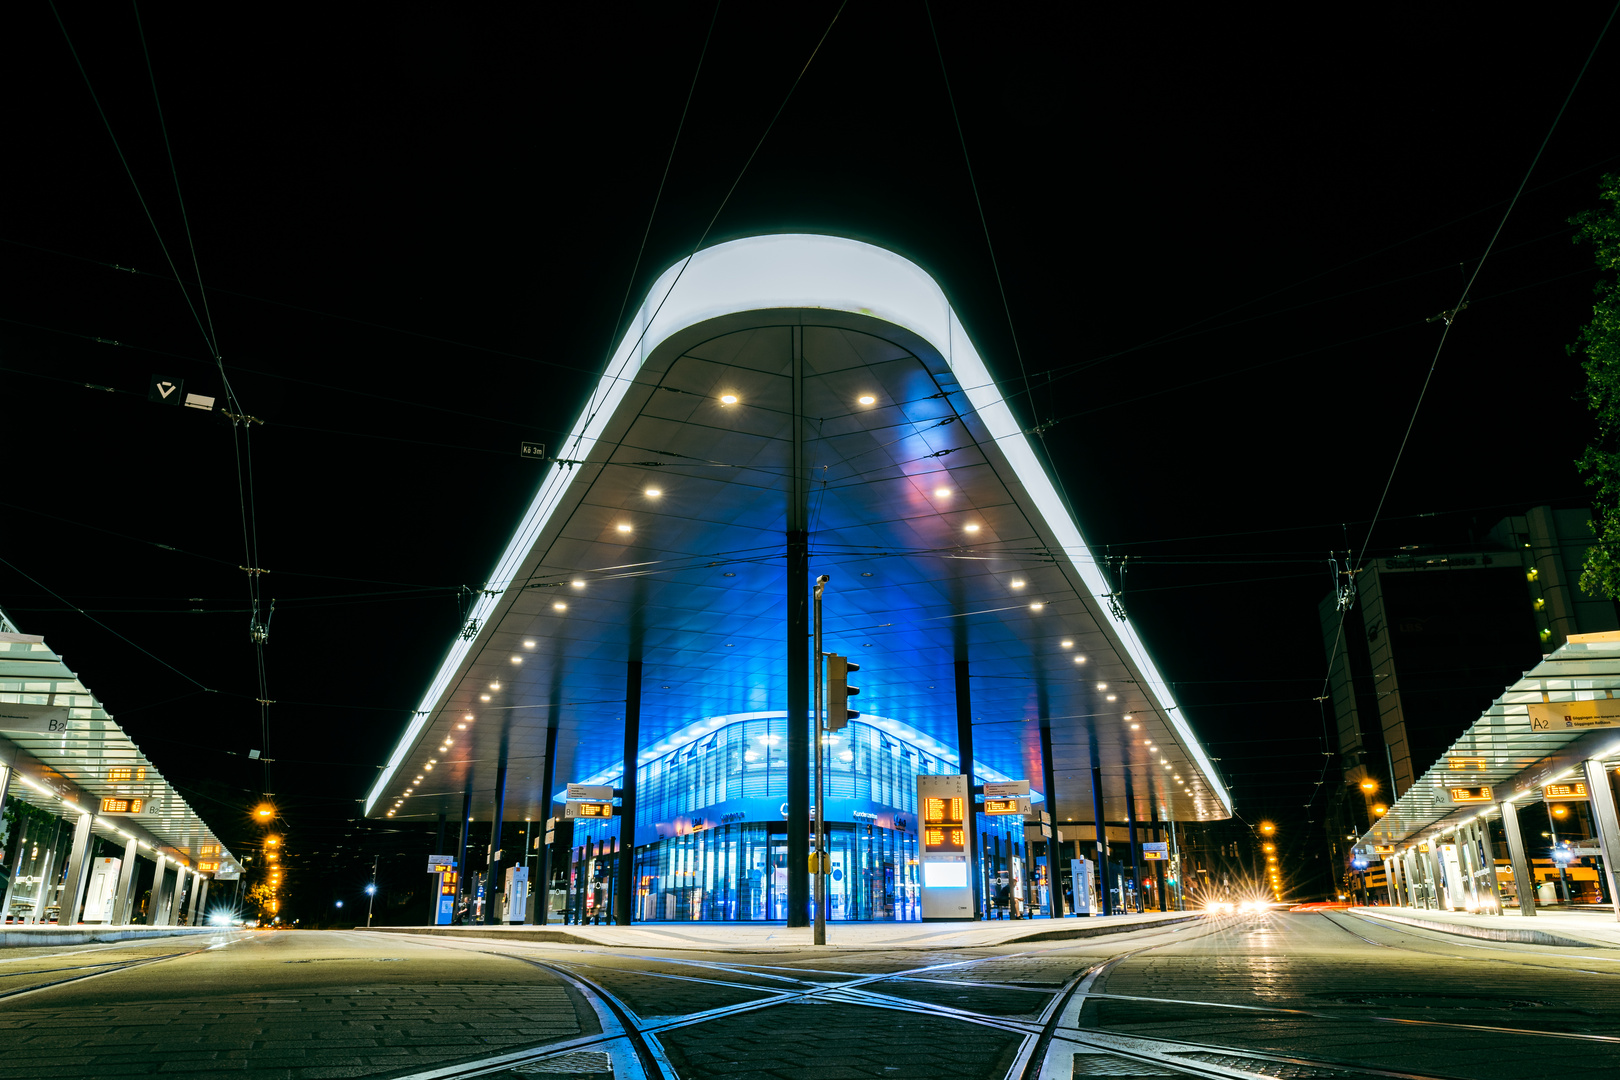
xmin=1320 ymin=910 xmax=1620 ymax=976
xmin=377 ymin=914 xmax=1620 ymax=1080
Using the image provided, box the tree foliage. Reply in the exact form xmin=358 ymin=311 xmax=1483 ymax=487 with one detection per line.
xmin=1576 ymin=173 xmax=1620 ymax=597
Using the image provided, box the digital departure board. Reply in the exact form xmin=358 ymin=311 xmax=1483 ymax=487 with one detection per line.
xmin=569 ymin=801 xmax=614 ymax=818
xmin=99 ymin=796 xmax=146 ymax=814
xmin=983 ymin=798 xmax=1021 ymax=815
xmin=1448 ymin=786 xmax=1492 ymax=803
xmin=1544 ymin=781 xmax=1589 ymax=800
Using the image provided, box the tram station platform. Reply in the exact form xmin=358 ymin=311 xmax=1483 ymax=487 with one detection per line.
xmin=354 ymin=910 xmax=1202 ymax=950
xmin=0 ymin=923 xmax=225 ymax=948
xmin=1351 ymin=905 xmax=1620 ymax=949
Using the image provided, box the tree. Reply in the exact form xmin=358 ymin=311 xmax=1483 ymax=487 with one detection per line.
xmin=1575 ymin=174 xmax=1620 ymax=596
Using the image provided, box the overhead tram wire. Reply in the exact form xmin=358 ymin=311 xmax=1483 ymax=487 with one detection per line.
xmin=53 ymin=3 xmax=278 ymax=803
xmin=565 ymin=0 xmax=849 ymax=463
xmin=1305 ymin=2 xmax=1620 ymax=826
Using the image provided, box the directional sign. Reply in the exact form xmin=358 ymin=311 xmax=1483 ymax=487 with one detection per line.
xmin=148 ymin=375 xmax=185 ymax=405
xmin=0 ymin=704 xmax=72 ymax=734
xmin=1527 ymin=699 xmax=1620 ymax=732
xmin=1142 ymin=842 xmax=1169 ymax=854
xmin=567 ymin=784 xmax=614 ymax=802
xmin=565 ymin=801 xmax=615 ymax=819
xmin=521 ymin=441 xmax=547 ymax=460
xmin=982 ymin=780 xmax=1030 ymax=798
xmin=426 ymin=855 xmax=456 ymax=872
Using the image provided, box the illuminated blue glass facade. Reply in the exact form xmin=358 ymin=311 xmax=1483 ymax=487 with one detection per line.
xmin=563 ymin=716 xmax=1026 ymax=922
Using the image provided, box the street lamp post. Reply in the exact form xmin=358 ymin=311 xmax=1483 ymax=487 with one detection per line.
xmin=366 ymin=855 xmax=379 ymax=927
xmin=812 ymin=574 xmax=830 ymax=947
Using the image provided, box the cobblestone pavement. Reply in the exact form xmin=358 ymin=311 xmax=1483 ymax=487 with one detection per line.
xmin=3 ymin=913 xmax=1620 ymax=1079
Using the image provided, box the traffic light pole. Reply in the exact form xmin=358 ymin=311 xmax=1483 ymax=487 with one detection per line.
xmin=812 ymin=574 xmax=829 ymax=946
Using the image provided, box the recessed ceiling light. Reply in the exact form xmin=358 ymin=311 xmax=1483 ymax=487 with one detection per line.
xmin=645 ymin=488 xmax=662 ymax=497
xmin=858 ymin=394 xmax=876 ymax=405
xmin=725 ymin=643 xmax=734 ymax=647
xmin=861 ymin=572 xmax=873 ymax=577
xmin=964 ymin=524 xmax=980 ymax=533
xmin=1129 ymin=723 xmax=1140 ymax=730
xmin=510 ymin=656 xmax=522 ymax=664
xmin=456 ymin=723 xmax=467 ymax=730
xmin=523 ymin=640 xmax=536 ymax=648
xmin=616 ymin=524 xmax=632 ymax=533
xmin=480 ymin=694 xmax=490 ymax=702
xmin=553 ymin=602 xmax=567 ymax=611
xmin=1106 ymin=694 xmax=1116 ymax=701
xmin=1096 ymin=683 xmax=1107 ymax=691
xmin=490 ymin=681 xmax=501 ymax=690
xmin=1074 ymin=655 xmax=1087 ymax=664
xmin=934 ymin=487 xmax=951 ymax=498
xmin=1029 ymin=602 xmax=1044 ymax=611
xmin=1011 ymin=580 xmax=1025 ymax=589
xmin=424 ymin=763 xmax=434 ymax=770
xmin=862 ymin=642 xmax=873 ymax=647
xmin=720 ymin=394 xmax=738 ymax=404
xmin=1123 ymin=713 xmax=1133 ymax=720
xmin=723 ymin=572 xmax=736 ymax=577
xmin=1060 ymin=639 xmax=1073 ymax=648
xmin=571 ymin=580 xmax=585 ymax=588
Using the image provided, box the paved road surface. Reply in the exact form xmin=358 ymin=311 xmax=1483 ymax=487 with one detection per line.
xmin=1 ymin=911 xmax=1618 ymax=1079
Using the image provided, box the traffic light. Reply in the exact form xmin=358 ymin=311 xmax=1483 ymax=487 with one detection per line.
xmin=826 ymin=653 xmax=860 ymax=732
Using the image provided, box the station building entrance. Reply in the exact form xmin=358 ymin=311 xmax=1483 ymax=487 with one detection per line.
xmin=559 ymin=713 xmax=1025 ymax=922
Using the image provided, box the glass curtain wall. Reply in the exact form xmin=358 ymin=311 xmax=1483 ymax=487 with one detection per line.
xmin=563 ymin=715 xmax=1021 ymax=922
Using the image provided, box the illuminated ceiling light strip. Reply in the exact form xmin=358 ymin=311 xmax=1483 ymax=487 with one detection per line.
xmin=365 ymin=234 xmax=1228 ymax=814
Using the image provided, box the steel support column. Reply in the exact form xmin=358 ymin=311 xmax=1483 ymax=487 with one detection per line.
xmin=57 ymin=811 xmax=94 ymax=926
xmin=538 ymin=710 xmax=560 ymax=926
xmin=483 ymin=745 xmax=509 ymax=924
xmin=1583 ymin=757 xmax=1620 ymax=922
xmin=1038 ymin=719 xmax=1065 ymax=918
xmin=456 ymin=779 xmax=473 ymax=922
xmin=1090 ymin=760 xmax=1111 ymax=916
xmin=187 ymin=869 xmax=204 ymax=925
xmin=146 ymin=856 xmax=168 ymax=925
xmin=112 ymin=836 xmax=140 ymax=924
xmin=615 ymin=659 xmax=642 ymax=925
xmin=955 ymin=659 xmax=981 ymax=920
xmin=1123 ymin=772 xmax=1140 ymax=913
xmin=786 ymin=326 xmax=810 ymax=928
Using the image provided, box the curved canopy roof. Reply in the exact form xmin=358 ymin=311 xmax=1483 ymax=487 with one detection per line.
xmin=366 ymin=234 xmax=1230 ymax=829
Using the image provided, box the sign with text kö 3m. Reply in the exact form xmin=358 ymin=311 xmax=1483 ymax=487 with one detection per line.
xmin=1526 ymin=699 xmax=1620 ymax=732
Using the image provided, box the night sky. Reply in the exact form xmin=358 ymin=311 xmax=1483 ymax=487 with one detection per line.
xmin=4 ymin=4 xmax=1617 ymax=916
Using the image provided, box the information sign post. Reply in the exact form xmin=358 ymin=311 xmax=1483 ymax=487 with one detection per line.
xmin=918 ymin=774 xmax=973 ymax=920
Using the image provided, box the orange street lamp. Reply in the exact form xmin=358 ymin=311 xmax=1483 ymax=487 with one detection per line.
xmin=1372 ymin=804 xmax=1388 ymax=816
xmin=1259 ymin=822 xmax=1276 ymax=836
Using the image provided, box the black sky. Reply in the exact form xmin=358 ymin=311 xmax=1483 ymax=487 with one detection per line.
xmin=3 ymin=4 xmax=1617 ymax=912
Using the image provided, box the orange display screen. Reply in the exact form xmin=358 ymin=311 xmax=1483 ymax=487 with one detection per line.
xmin=99 ymin=796 xmax=144 ymax=814
xmin=440 ymin=870 xmax=458 ymax=895
xmin=924 ymin=827 xmax=965 ymax=852
xmin=575 ymin=802 xmax=613 ymax=818
xmin=983 ymin=798 xmax=1021 ymax=815
xmin=922 ymin=797 xmax=964 ymax=824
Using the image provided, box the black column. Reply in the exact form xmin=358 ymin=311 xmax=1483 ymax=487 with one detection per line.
xmin=434 ymin=813 xmax=447 ymax=858
xmin=786 ymin=326 xmax=810 ymax=927
xmin=615 ymin=659 xmax=642 ymax=925
xmin=456 ymin=779 xmax=473 ymax=923
xmin=483 ymin=746 xmax=509 ymax=924
xmin=1090 ymin=760 xmax=1111 ymax=916
xmin=537 ymin=710 xmax=560 ymax=926
xmin=955 ymin=659 xmax=982 ymax=921
xmin=1124 ymin=770 xmax=1140 ymax=913
xmin=1038 ymin=720 xmax=1065 ymax=917
xmin=1151 ymin=803 xmax=1167 ymax=911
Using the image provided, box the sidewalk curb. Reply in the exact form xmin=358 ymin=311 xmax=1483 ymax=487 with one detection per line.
xmin=0 ymin=926 xmax=221 ymax=949
xmin=353 ymin=914 xmax=1204 ymax=950
xmin=1349 ymin=908 xmax=1607 ymax=949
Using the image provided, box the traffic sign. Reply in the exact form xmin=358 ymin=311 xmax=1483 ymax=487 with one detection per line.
xmin=1142 ymin=842 xmax=1168 ymax=853
xmin=982 ymin=780 xmax=1030 ymax=798
xmin=567 ymin=783 xmax=614 ymax=802
xmin=521 ymin=441 xmax=547 ymax=460
xmin=148 ymin=375 xmax=185 ymax=405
